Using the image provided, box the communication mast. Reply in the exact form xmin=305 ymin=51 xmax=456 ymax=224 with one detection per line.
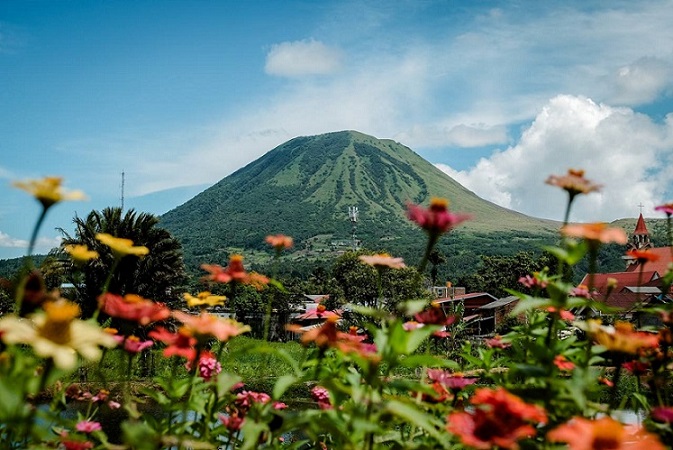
xmin=120 ymin=171 xmax=125 ymax=211
xmin=348 ymin=206 xmax=359 ymax=250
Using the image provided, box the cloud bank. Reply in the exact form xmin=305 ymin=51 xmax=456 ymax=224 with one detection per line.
xmin=437 ymin=95 xmax=673 ymax=222
xmin=265 ymin=39 xmax=343 ymax=77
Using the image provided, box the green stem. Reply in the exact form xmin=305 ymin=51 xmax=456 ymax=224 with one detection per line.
xmin=27 ymin=207 xmax=49 ymax=259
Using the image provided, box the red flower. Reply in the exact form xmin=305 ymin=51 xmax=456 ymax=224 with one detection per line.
xmin=548 ymin=416 xmax=665 ymax=450
xmin=148 ymin=326 xmax=197 ymax=360
xmin=553 ymin=355 xmax=575 ymax=372
xmin=201 ymin=255 xmax=269 ymax=289
xmin=414 ymin=302 xmax=455 ymax=326
xmin=447 ymin=387 xmax=547 ymax=449
xmin=407 ymin=198 xmax=471 ymax=235
xmin=547 ymin=306 xmax=575 ymax=321
xmin=99 ymin=293 xmax=170 ymax=326
xmin=622 ymin=360 xmax=649 ymax=376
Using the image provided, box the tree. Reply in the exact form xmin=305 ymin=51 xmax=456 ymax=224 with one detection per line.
xmin=58 ymin=207 xmax=186 ymax=318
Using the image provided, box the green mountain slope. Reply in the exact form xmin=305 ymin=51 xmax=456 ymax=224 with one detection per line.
xmin=160 ymin=131 xmax=560 ymax=270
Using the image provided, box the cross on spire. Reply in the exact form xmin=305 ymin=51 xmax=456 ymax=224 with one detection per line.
xmin=638 ymin=202 xmax=645 ymax=215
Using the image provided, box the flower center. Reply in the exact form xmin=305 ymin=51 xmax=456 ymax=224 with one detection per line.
xmin=38 ymin=300 xmax=80 ymax=344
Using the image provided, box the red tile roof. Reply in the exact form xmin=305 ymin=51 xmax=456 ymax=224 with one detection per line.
xmin=625 ymin=246 xmax=673 ymax=276
xmin=634 ymin=213 xmax=649 ymax=234
xmin=579 ymin=271 xmax=659 ymax=294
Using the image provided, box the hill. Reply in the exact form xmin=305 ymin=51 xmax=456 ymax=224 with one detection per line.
xmin=160 ymin=131 xmax=561 ymax=276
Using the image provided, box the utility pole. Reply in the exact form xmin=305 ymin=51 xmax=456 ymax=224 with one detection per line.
xmin=120 ymin=171 xmax=125 ymax=211
xmin=348 ymin=206 xmax=359 ymax=250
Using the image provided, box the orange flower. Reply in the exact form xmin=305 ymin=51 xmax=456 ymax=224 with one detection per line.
xmin=545 ymin=169 xmax=601 ymax=197
xmin=585 ymin=320 xmax=659 ymax=354
xmin=546 ymin=306 xmax=575 ymax=321
xmin=201 ymin=255 xmax=269 ymax=289
xmin=358 ymin=253 xmax=406 ymax=269
xmin=148 ymin=326 xmax=197 ymax=360
xmin=173 ymin=311 xmax=250 ymax=342
xmin=288 ymin=317 xmax=378 ymax=359
xmin=407 ymin=198 xmax=471 ymax=235
xmin=561 ymin=223 xmax=627 ymax=245
xmin=553 ymin=355 xmax=575 ymax=372
xmin=547 ymin=416 xmax=665 ymax=450
xmin=99 ymin=293 xmax=170 ymax=326
xmin=447 ymin=387 xmax=547 ymax=449
xmin=265 ymin=234 xmax=293 ymax=251
xmin=626 ymin=249 xmax=661 ymax=264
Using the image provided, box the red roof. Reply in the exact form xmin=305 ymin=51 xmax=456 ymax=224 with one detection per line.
xmin=625 ymin=246 xmax=673 ymax=276
xmin=294 ymin=310 xmax=342 ymax=321
xmin=634 ymin=213 xmax=649 ymax=235
xmin=579 ymin=271 xmax=659 ymax=294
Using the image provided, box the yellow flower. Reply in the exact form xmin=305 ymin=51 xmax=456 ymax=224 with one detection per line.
xmin=95 ymin=233 xmax=149 ymax=258
xmin=13 ymin=176 xmax=86 ymax=209
xmin=64 ymin=244 xmax=99 ymax=265
xmin=183 ymin=291 xmax=227 ymax=308
xmin=584 ymin=320 xmax=659 ymax=355
xmin=0 ymin=299 xmax=117 ymax=370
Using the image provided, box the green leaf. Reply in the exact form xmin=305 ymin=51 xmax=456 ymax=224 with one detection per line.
xmin=273 ymin=374 xmax=297 ymax=399
xmin=385 ymin=399 xmax=447 ymax=444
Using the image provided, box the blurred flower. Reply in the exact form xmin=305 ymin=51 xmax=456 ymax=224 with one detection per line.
xmin=414 ymin=302 xmax=455 ymax=326
xmin=519 ymin=272 xmax=549 ymax=289
xmin=545 ymin=169 xmax=601 ymax=198
xmin=287 ymin=316 xmax=339 ymax=349
xmin=148 ymin=326 xmax=197 ymax=360
xmin=570 ymin=285 xmax=593 ymax=299
xmin=358 ymin=253 xmax=406 ymax=269
xmin=622 ymin=360 xmax=649 ymax=376
xmin=173 ymin=311 xmax=250 ymax=343
xmin=64 ymin=244 xmax=99 ymax=265
xmin=311 ymin=386 xmax=332 ymax=410
xmin=114 ymin=335 xmax=153 ymax=354
xmin=13 ymin=176 xmax=86 ymax=209
xmin=485 ymin=335 xmax=510 ymax=349
xmin=584 ymin=320 xmax=659 ymax=355
xmin=427 ymin=369 xmax=477 ymax=391
xmin=95 ymin=233 xmax=149 ymax=258
xmin=75 ymin=420 xmax=102 ymax=433
xmin=655 ymin=203 xmax=673 ymax=216
xmin=626 ymin=249 xmax=661 ymax=264
xmin=598 ymin=377 xmax=614 ymax=387
xmin=201 ymin=255 xmax=269 ymax=289
xmin=61 ymin=439 xmax=94 ymax=450
xmin=447 ymin=387 xmax=547 ymax=449
xmin=0 ymin=299 xmax=117 ymax=370
xmin=561 ymin=223 xmax=627 ymax=245
xmin=183 ymin=291 xmax=226 ymax=308
xmin=547 ymin=306 xmax=575 ymax=321
xmin=185 ymin=350 xmax=222 ymax=381
xmin=220 ymin=412 xmax=245 ymax=431
xmin=235 ymin=390 xmax=271 ymax=412
xmin=553 ymin=355 xmax=575 ymax=372
xmin=265 ymin=234 xmax=293 ymax=251
xmin=651 ymin=406 xmax=673 ymax=423
xmin=407 ymin=198 xmax=471 ymax=236
xmin=99 ymin=293 xmax=170 ymax=326
xmin=547 ymin=416 xmax=664 ymax=449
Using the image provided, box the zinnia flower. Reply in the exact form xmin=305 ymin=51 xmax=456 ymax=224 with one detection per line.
xmin=75 ymin=420 xmax=102 ymax=433
xmin=626 ymin=249 xmax=661 ymax=264
xmin=553 ymin=355 xmax=575 ymax=372
xmin=13 ymin=176 xmax=86 ymax=209
xmin=358 ymin=253 xmax=406 ymax=269
xmin=99 ymin=293 xmax=170 ymax=326
xmin=201 ymin=255 xmax=269 ymax=288
xmin=183 ymin=291 xmax=226 ymax=308
xmin=95 ymin=233 xmax=149 ymax=258
xmin=561 ymin=223 xmax=628 ymax=245
xmin=545 ymin=169 xmax=601 ymax=198
xmin=407 ymin=198 xmax=471 ymax=236
xmin=115 ymin=335 xmax=154 ymax=354
xmin=64 ymin=244 xmax=99 ymax=265
xmin=185 ymin=350 xmax=222 ymax=381
xmin=265 ymin=234 xmax=293 ymax=251
xmin=655 ymin=203 xmax=673 ymax=216
xmin=547 ymin=416 xmax=665 ymax=449
xmin=311 ymin=386 xmax=332 ymax=410
xmin=0 ymin=299 xmax=117 ymax=370
xmin=584 ymin=320 xmax=659 ymax=355
xmin=148 ymin=326 xmax=197 ymax=360
xmin=173 ymin=311 xmax=250 ymax=343
xmin=447 ymin=387 xmax=547 ymax=449
xmin=651 ymin=406 xmax=673 ymax=423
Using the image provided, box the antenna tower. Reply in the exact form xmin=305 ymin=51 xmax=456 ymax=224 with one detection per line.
xmin=120 ymin=171 xmax=125 ymax=211
xmin=348 ymin=206 xmax=359 ymax=250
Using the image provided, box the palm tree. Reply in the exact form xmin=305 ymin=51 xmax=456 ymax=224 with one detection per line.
xmin=58 ymin=207 xmax=186 ymax=318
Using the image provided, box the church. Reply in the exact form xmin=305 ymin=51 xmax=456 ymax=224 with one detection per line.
xmin=578 ymin=213 xmax=673 ymax=316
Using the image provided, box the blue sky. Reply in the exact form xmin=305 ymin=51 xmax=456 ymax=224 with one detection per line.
xmin=1 ymin=0 xmax=673 ymax=259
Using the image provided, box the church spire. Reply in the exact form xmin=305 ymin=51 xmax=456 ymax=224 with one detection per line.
xmin=628 ymin=213 xmax=652 ymax=251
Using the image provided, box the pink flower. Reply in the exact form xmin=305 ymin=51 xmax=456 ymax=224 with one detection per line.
xmin=185 ymin=350 xmax=222 ymax=381
xmin=98 ymin=293 xmax=170 ymax=326
xmin=311 ymin=386 xmax=332 ymax=410
xmin=220 ymin=413 xmax=245 ymax=431
xmin=519 ymin=273 xmax=548 ymax=289
xmin=485 ymin=335 xmax=510 ymax=349
xmin=235 ymin=391 xmax=271 ymax=411
xmin=107 ymin=400 xmax=121 ymax=410
xmin=407 ymin=198 xmax=471 ymax=236
xmin=273 ymin=402 xmax=288 ymax=410
xmin=655 ymin=203 xmax=673 ymax=216
xmin=117 ymin=335 xmax=154 ymax=354
xmin=75 ymin=420 xmax=102 ymax=433
xmin=651 ymin=406 xmax=673 ymax=423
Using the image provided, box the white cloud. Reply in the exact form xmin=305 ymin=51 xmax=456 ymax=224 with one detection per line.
xmin=396 ymin=123 xmax=508 ymax=148
xmin=265 ymin=39 xmax=343 ymax=77
xmin=436 ymin=95 xmax=673 ymax=222
xmin=0 ymin=231 xmax=27 ymax=248
xmin=611 ymin=57 xmax=673 ymax=105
